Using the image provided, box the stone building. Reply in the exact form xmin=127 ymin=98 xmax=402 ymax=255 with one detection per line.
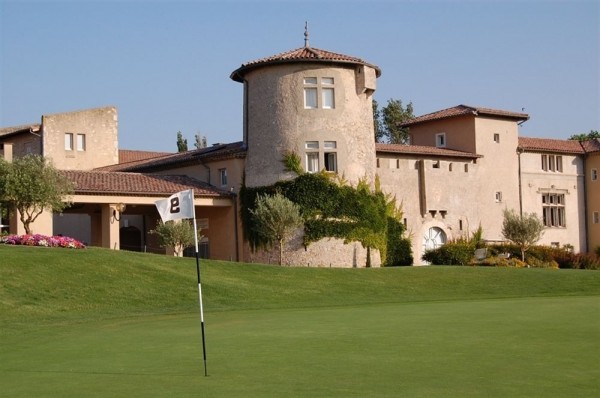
xmin=1 ymin=38 xmax=599 ymax=264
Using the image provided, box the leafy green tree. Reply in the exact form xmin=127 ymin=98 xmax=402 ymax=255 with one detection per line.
xmin=250 ymin=193 xmax=303 ymax=265
xmin=0 ymin=155 xmax=73 ymax=234
xmin=176 ymin=131 xmax=188 ymax=152
xmin=569 ymin=130 xmax=599 ymax=141
xmin=501 ymin=209 xmax=544 ymax=262
xmin=373 ymin=99 xmax=414 ymax=144
xmin=150 ymin=220 xmax=200 ymax=257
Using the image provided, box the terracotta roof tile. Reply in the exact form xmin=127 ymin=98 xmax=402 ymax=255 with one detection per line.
xmin=62 ymin=170 xmax=231 ymax=198
xmin=0 ymin=124 xmax=41 ymax=138
xmin=119 ymin=149 xmax=173 ymax=164
xmin=400 ymin=105 xmax=529 ymax=127
xmin=580 ymin=138 xmax=600 ymax=153
xmin=96 ymin=142 xmax=246 ymax=172
xmin=231 ymin=46 xmax=381 ymax=81
xmin=376 ymin=143 xmax=481 ymax=158
xmin=518 ymin=137 xmax=585 ymax=154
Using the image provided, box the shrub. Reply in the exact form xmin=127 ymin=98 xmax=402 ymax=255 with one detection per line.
xmin=574 ymin=254 xmax=600 ymax=270
xmin=422 ymin=242 xmax=474 ymax=265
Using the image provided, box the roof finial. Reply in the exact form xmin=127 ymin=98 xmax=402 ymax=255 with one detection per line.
xmin=304 ymin=21 xmax=310 ymax=48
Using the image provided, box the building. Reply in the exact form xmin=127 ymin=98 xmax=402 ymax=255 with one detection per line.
xmin=1 ymin=39 xmax=598 ymax=264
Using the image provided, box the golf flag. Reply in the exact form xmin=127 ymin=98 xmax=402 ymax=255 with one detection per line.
xmin=155 ymin=189 xmax=195 ymax=222
xmin=155 ymin=189 xmax=208 ymax=376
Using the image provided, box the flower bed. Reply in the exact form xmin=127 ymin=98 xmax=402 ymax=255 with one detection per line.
xmin=0 ymin=234 xmax=85 ymax=249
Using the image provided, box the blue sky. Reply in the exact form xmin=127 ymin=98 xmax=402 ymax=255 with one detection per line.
xmin=1 ymin=0 xmax=598 ymax=152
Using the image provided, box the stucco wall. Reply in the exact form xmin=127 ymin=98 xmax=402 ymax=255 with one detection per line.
xmin=42 ymin=106 xmax=118 ymax=170
xmin=587 ymin=152 xmax=600 ymax=252
xmin=243 ymin=63 xmax=377 ymax=188
xmin=377 ymin=154 xmax=481 ymax=264
xmin=520 ymin=151 xmax=586 ymax=252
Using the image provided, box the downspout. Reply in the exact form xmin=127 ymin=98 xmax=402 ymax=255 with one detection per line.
xmin=582 ymin=149 xmax=589 ymax=253
xmin=233 ymin=192 xmax=240 ymax=262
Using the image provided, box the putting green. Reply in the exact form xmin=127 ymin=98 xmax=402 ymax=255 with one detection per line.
xmin=2 ymin=296 xmax=598 ymax=397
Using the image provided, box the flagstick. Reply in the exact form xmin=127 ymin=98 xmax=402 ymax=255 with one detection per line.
xmin=191 ymin=191 xmax=208 ymax=377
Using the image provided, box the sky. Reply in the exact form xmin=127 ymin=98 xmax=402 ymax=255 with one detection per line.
xmin=1 ymin=0 xmax=598 ymax=152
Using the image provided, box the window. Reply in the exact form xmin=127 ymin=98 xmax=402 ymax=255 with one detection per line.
xmin=541 ymin=154 xmax=562 ymax=173
xmin=494 ymin=133 xmax=500 ymax=143
xmin=592 ymin=169 xmax=598 ymax=181
xmin=65 ymin=133 xmax=74 ymax=150
xmin=495 ymin=192 xmax=503 ymax=203
xmin=593 ymin=212 xmax=599 ymax=224
xmin=376 ymin=158 xmax=380 ymax=168
xmin=322 ymin=141 xmax=337 ymax=172
xmin=306 ymin=153 xmax=319 ymax=173
xmin=464 ymin=164 xmax=469 ymax=172
xmin=322 ymin=78 xmax=335 ymax=109
xmin=396 ymin=159 xmax=401 ymax=169
xmin=219 ymin=168 xmax=227 ymax=186
xmin=303 ymin=77 xmax=335 ymax=109
xmin=449 ymin=163 xmax=453 ymax=172
xmin=324 ymin=152 xmax=337 ymax=172
xmin=305 ymin=141 xmax=319 ymax=149
xmin=433 ymin=161 xmax=440 ymax=169
xmin=542 ymin=193 xmax=566 ymax=227
xmin=303 ymin=77 xmax=317 ymax=109
xmin=76 ymin=134 xmax=86 ymax=151
xmin=541 ymin=154 xmax=548 ymax=171
xmin=436 ymin=133 xmax=446 ymax=148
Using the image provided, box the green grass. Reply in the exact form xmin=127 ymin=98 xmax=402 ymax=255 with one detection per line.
xmin=1 ymin=245 xmax=599 ymax=397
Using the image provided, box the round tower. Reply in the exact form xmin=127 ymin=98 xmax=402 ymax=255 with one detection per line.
xmin=230 ymin=33 xmax=381 ymax=188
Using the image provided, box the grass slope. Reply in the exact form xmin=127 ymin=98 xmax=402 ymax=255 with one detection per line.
xmin=1 ymin=245 xmax=599 ymax=397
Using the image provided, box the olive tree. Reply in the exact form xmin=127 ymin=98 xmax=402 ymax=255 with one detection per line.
xmin=501 ymin=209 xmax=544 ymax=262
xmin=150 ymin=220 xmax=200 ymax=257
xmin=250 ymin=193 xmax=303 ymax=265
xmin=0 ymin=155 xmax=73 ymax=234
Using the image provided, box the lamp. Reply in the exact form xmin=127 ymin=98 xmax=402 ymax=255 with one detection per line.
xmin=113 ymin=203 xmax=126 ymax=221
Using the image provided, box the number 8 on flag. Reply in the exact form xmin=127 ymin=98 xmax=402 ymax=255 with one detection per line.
xmin=155 ymin=189 xmax=195 ymax=222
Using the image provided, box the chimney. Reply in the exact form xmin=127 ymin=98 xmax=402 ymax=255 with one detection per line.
xmin=1 ymin=142 xmax=12 ymax=162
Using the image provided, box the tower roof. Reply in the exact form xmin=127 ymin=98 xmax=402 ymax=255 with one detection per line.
xmin=230 ymin=46 xmax=382 ymax=82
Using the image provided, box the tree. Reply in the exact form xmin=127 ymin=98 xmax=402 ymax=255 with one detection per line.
xmin=569 ymin=130 xmax=600 ymax=141
xmin=373 ymin=100 xmax=384 ymax=143
xmin=250 ymin=193 xmax=303 ymax=265
xmin=176 ymin=131 xmax=188 ymax=152
xmin=0 ymin=155 xmax=74 ymax=234
xmin=373 ymin=99 xmax=414 ymax=144
xmin=150 ymin=220 xmax=200 ymax=257
xmin=501 ymin=209 xmax=544 ymax=263
xmin=194 ymin=134 xmax=208 ymax=149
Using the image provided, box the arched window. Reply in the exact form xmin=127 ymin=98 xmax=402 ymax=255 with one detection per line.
xmin=423 ymin=227 xmax=447 ymax=252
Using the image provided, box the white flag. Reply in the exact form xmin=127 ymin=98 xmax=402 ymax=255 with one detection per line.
xmin=155 ymin=189 xmax=195 ymax=222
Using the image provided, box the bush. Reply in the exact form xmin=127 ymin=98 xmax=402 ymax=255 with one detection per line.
xmin=478 ymin=257 xmax=527 ymax=268
xmin=573 ymin=254 xmax=600 ymax=270
xmin=386 ymin=237 xmax=413 ymax=266
xmin=422 ymin=242 xmax=474 ymax=265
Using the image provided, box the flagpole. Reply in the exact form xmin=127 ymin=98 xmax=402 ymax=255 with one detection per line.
xmin=191 ymin=189 xmax=208 ymax=377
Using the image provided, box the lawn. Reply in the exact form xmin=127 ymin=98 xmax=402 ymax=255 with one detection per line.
xmin=1 ymin=245 xmax=599 ymax=397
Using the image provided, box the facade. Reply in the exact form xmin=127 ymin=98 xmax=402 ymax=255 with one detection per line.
xmin=2 ymin=41 xmax=599 ymax=265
